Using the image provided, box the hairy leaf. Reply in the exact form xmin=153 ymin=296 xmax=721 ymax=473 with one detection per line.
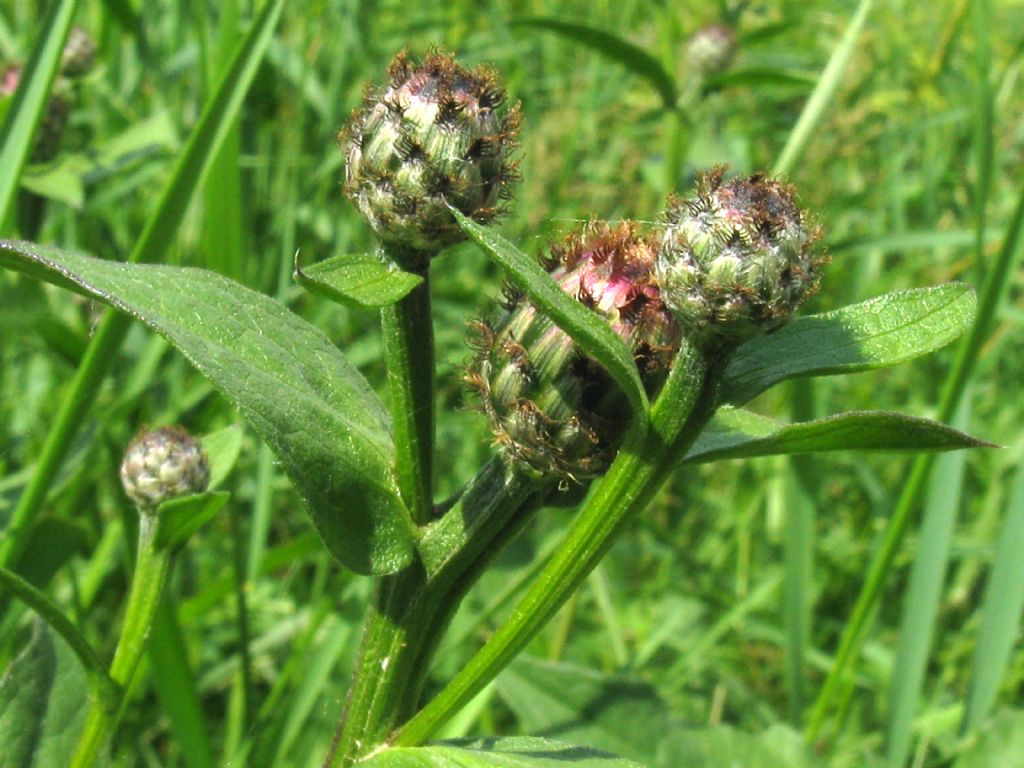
xmin=0 ymin=239 xmax=415 ymax=574
xmin=722 ymin=285 xmax=976 ymax=404
xmin=685 ymin=406 xmax=990 ymax=464
xmin=361 ymin=736 xmax=643 ymax=768
xmin=295 ymin=250 xmax=423 ymax=309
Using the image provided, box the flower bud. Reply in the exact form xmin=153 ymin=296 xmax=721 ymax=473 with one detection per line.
xmin=60 ymin=27 xmax=96 ymax=79
xmin=1 ymin=64 xmax=71 ymax=163
xmin=655 ymin=169 xmax=824 ymax=347
xmin=120 ymin=427 xmax=211 ymax=510
xmin=342 ymin=50 xmax=520 ymax=253
xmin=468 ymin=222 xmax=680 ymax=481
xmin=685 ymin=24 xmax=737 ymax=76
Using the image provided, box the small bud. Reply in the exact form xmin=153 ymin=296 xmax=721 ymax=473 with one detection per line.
xmin=61 ymin=27 xmax=96 ymax=79
xmin=468 ymin=222 xmax=680 ymax=481
xmin=655 ymin=169 xmax=825 ymax=347
xmin=1 ymin=64 xmax=72 ymax=162
xmin=685 ymin=24 xmax=737 ymax=76
xmin=120 ymin=427 xmax=210 ymax=510
xmin=342 ymin=49 xmax=520 ymax=253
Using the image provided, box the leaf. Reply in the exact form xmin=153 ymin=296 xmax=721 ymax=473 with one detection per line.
xmin=200 ymin=424 xmax=244 ymax=491
xmin=659 ymin=724 xmax=826 ymax=768
xmin=513 ymin=19 xmax=677 ymax=109
xmin=360 ymin=736 xmax=644 ymax=768
xmin=0 ymin=621 xmax=91 ymax=768
xmin=154 ymin=492 xmax=231 ymax=551
xmin=0 ymin=0 xmax=78 ymax=228
xmin=954 ymin=709 xmax=1024 ymax=768
xmin=295 ymin=250 xmax=423 ymax=309
xmin=705 ymin=67 xmax=818 ymax=90
xmin=449 ymin=207 xmax=649 ymax=420
xmin=721 ymin=285 xmax=977 ymax=405
xmin=0 ymin=239 xmax=416 ymax=575
xmin=684 ymin=406 xmax=991 ymax=464
xmin=497 ymin=656 xmax=668 ymax=766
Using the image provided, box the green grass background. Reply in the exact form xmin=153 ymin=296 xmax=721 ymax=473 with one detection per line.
xmin=1 ymin=0 xmax=1023 ymax=766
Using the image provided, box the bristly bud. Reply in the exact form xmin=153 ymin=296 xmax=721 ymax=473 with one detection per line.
xmin=341 ymin=49 xmax=520 ymax=253
xmin=468 ymin=222 xmax=680 ymax=481
xmin=121 ymin=427 xmax=211 ymax=511
xmin=685 ymin=24 xmax=737 ymax=76
xmin=60 ymin=27 xmax=96 ymax=79
xmin=1 ymin=64 xmax=72 ymax=163
xmin=655 ymin=168 xmax=825 ymax=347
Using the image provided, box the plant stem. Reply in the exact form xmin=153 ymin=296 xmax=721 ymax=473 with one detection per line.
xmin=380 ymin=245 xmax=435 ymax=525
xmin=394 ymin=345 xmax=723 ymax=746
xmin=326 ymin=461 xmax=545 ymax=767
xmin=70 ymin=513 xmax=172 ymax=768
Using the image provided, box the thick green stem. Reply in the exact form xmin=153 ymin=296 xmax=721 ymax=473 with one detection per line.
xmin=70 ymin=513 xmax=172 ymax=768
xmin=394 ymin=345 xmax=724 ymax=746
xmin=326 ymin=461 xmax=546 ymax=767
xmin=380 ymin=245 xmax=435 ymax=525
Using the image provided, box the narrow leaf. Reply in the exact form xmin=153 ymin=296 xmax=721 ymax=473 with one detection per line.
xmin=0 ymin=239 xmax=416 ymax=575
xmin=295 ymin=250 xmax=423 ymax=309
xmin=722 ymin=285 xmax=976 ymax=405
xmin=200 ymin=424 xmax=244 ymax=491
xmin=360 ymin=736 xmax=643 ymax=768
xmin=449 ymin=208 xmax=649 ymax=419
xmin=0 ymin=622 xmax=91 ymax=768
xmin=0 ymin=0 xmax=78 ymax=229
xmin=513 ymin=18 xmax=677 ymax=109
xmin=684 ymin=407 xmax=990 ymax=464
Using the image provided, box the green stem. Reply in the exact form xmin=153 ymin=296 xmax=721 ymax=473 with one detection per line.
xmin=70 ymin=513 xmax=172 ymax=768
xmin=326 ymin=461 xmax=545 ymax=767
xmin=380 ymin=245 xmax=435 ymax=525
xmin=394 ymin=345 xmax=722 ymax=746
xmin=805 ymin=178 xmax=1024 ymax=743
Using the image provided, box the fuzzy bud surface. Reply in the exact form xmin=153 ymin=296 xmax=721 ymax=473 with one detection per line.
xmin=469 ymin=223 xmax=679 ymax=481
xmin=121 ymin=427 xmax=211 ymax=510
xmin=342 ymin=50 xmax=520 ymax=252
xmin=61 ymin=27 xmax=96 ymax=78
xmin=655 ymin=169 xmax=824 ymax=346
xmin=685 ymin=24 xmax=737 ymax=76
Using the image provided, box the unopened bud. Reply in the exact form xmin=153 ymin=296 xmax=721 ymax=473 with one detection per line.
xmin=120 ymin=427 xmax=210 ymax=511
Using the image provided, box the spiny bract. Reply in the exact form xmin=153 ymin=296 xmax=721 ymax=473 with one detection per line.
xmin=342 ymin=49 xmax=520 ymax=253
xmin=655 ymin=168 xmax=824 ymax=346
xmin=468 ymin=222 xmax=679 ymax=482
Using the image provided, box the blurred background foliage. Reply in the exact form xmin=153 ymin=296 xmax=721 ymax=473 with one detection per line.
xmin=1 ymin=0 xmax=1022 ymax=766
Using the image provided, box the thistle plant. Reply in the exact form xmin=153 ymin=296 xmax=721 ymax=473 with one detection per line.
xmin=0 ymin=29 xmax=999 ymax=768
xmin=685 ymin=23 xmax=737 ymax=77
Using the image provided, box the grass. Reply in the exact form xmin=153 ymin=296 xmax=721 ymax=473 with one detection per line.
xmin=2 ymin=0 xmax=1024 ymax=766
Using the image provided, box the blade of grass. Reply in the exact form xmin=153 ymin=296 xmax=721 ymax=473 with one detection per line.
xmin=0 ymin=0 xmax=78 ymax=231
xmin=962 ymin=457 xmax=1024 ymax=732
xmin=806 ymin=178 xmax=1024 ymax=744
xmin=773 ymin=0 xmax=874 ymax=178
xmin=885 ymin=400 xmax=971 ymax=767
xmin=0 ymin=0 xmax=284 ymax=572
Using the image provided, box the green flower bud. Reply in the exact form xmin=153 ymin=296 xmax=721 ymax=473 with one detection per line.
xmin=685 ymin=24 xmax=737 ymax=76
xmin=342 ymin=49 xmax=520 ymax=253
xmin=61 ymin=27 xmax=96 ymax=79
xmin=120 ymin=427 xmax=210 ymax=511
xmin=655 ymin=169 xmax=824 ymax=347
xmin=468 ymin=222 xmax=680 ymax=481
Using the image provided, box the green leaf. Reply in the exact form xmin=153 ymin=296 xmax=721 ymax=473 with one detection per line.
xmin=497 ymin=656 xmax=667 ymax=766
xmin=705 ymin=67 xmax=818 ymax=90
xmin=360 ymin=736 xmax=643 ymax=768
xmin=0 ymin=239 xmax=416 ymax=575
xmin=0 ymin=621 xmax=91 ymax=768
xmin=721 ymin=285 xmax=977 ymax=405
xmin=154 ymin=492 xmax=231 ymax=551
xmin=684 ymin=406 xmax=990 ymax=464
xmin=954 ymin=709 xmax=1024 ymax=768
xmin=0 ymin=0 xmax=78 ymax=229
xmin=200 ymin=424 xmax=244 ymax=491
xmin=295 ymin=250 xmax=423 ymax=309
xmin=449 ymin=207 xmax=649 ymax=420
xmin=513 ymin=19 xmax=678 ymax=109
